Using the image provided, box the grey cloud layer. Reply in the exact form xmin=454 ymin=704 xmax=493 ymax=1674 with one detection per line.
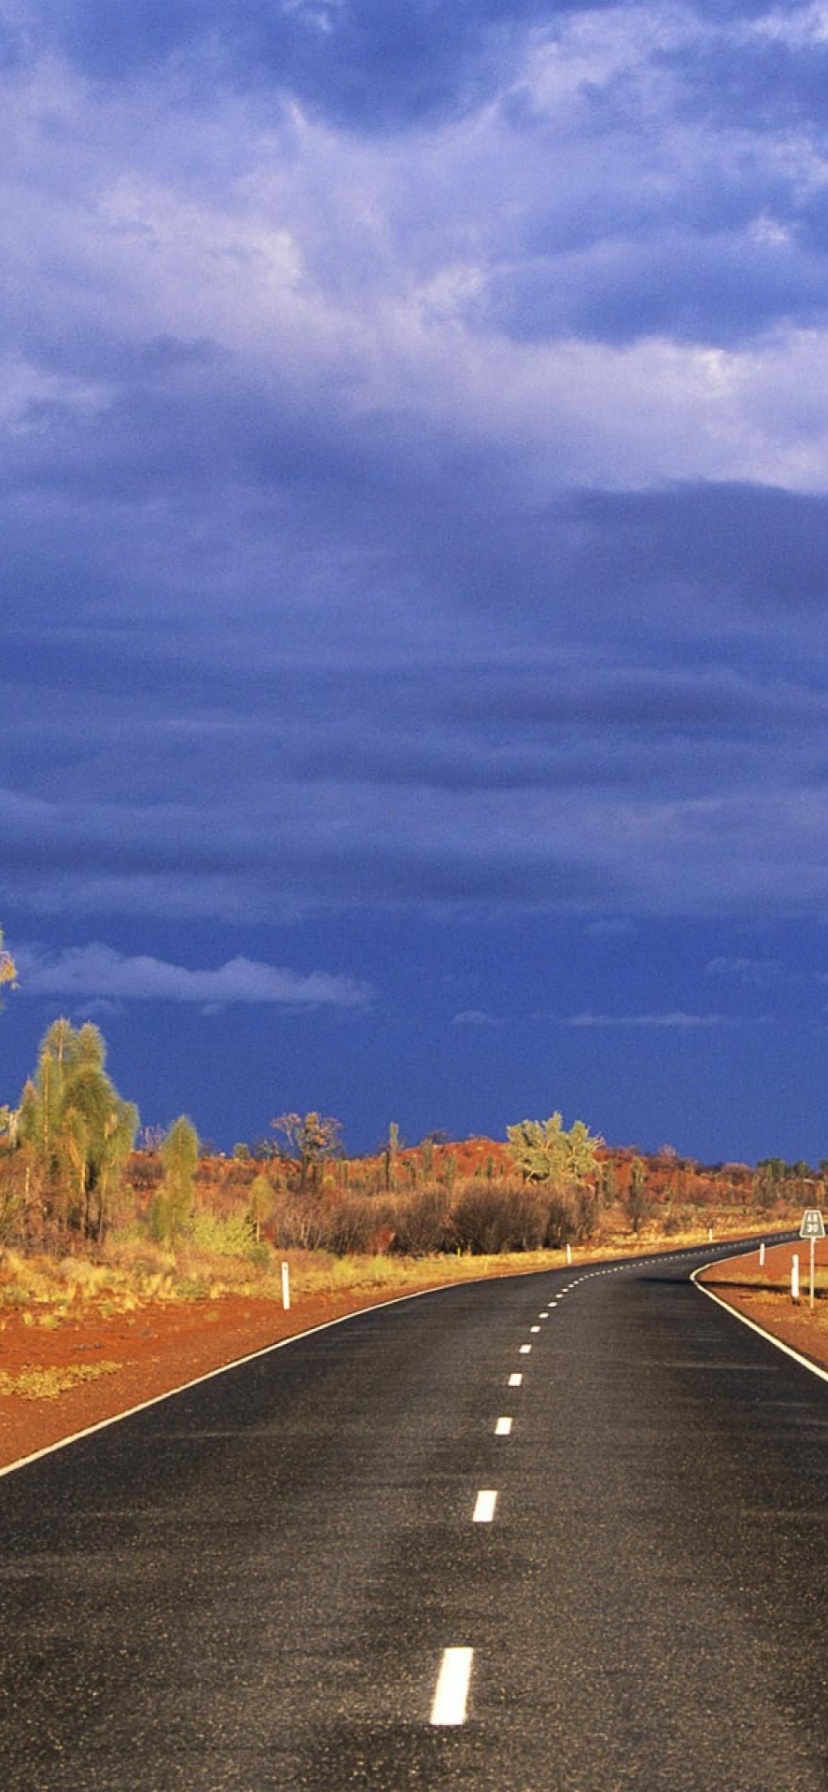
xmin=22 ymin=1 xmax=633 ymax=129
xmin=3 ymin=3 xmax=828 ymax=934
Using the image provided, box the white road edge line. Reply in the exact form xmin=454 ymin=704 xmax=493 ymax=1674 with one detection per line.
xmin=691 ymin=1260 xmax=828 ymax=1386
xmin=473 ymin=1489 xmax=498 ymax=1523
xmin=430 ymin=1647 xmax=473 ymax=1725
xmin=495 ymin=1416 xmax=513 ymax=1435
xmin=0 ymin=1272 xmax=550 ymax=1482
xmin=2 ymin=1248 xmax=704 ymax=1482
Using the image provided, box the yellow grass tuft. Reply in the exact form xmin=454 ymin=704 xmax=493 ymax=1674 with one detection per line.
xmin=0 ymin=1361 xmax=122 ymax=1399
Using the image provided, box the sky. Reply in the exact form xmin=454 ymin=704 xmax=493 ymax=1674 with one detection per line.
xmin=4 ymin=0 xmax=828 ymax=1164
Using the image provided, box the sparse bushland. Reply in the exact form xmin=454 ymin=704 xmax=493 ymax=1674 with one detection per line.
xmin=0 ymin=1027 xmax=815 ymax=1313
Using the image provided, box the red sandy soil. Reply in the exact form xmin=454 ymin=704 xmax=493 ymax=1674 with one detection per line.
xmin=1 ymin=1240 xmax=824 ymax=1475
xmin=699 ymin=1238 xmax=828 ymax=1371
xmin=0 ymin=1284 xmax=449 ymax=1473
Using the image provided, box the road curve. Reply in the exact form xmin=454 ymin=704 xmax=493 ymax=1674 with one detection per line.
xmin=2 ymin=1238 xmax=828 ymax=1791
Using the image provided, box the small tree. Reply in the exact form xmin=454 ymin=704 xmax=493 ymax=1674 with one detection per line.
xmin=271 ymin=1111 xmax=343 ymax=1192
xmin=507 ymin=1113 xmax=603 ymax=1188
xmin=383 ymin=1122 xmax=401 ymax=1192
xmin=625 ymin=1156 xmax=650 ymax=1235
xmin=16 ymin=1019 xmax=138 ymax=1240
xmin=248 ymin=1172 xmax=275 ymax=1245
xmin=151 ymin=1115 xmax=199 ymax=1243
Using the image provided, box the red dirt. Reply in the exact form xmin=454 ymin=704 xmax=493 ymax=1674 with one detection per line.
xmin=0 ymin=1284 xmax=448 ymax=1472
xmin=699 ymin=1238 xmax=828 ymax=1371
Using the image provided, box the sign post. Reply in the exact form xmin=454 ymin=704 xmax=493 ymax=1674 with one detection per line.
xmin=799 ymin=1209 xmax=825 ymax=1312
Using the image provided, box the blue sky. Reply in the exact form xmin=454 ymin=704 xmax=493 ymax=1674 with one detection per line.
xmin=4 ymin=0 xmax=828 ymax=1162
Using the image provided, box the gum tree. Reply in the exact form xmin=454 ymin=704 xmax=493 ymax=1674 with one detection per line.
xmin=271 ymin=1111 xmax=343 ymax=1192
xmin=507 ymin=1113 xmax=602 ymax=1188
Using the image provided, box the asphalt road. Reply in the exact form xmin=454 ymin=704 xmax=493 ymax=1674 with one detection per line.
xmin=3 ymin=1237 xmax=828 ymax=1791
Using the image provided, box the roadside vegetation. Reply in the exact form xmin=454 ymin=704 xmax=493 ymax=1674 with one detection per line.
xmin=0 ymin=1017 xmax=816 ymax=1324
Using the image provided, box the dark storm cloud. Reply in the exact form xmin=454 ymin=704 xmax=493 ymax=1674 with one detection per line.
xmin=544 ymin=484 xmax=828 ymax=616
xmin=0 ymin=782 xmax=624 ymax=917
xmin=656 ymin=32 xmax=828 ymax=134
xmin=4 ymin=0 xmax=828 ymax=941
xmin=485 ymin=232 xmax=828 ymax=346
xmin=27 ymin=0 xmax=611 ymax=129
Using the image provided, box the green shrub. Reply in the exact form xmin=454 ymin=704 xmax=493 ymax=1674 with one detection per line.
xmin=189 ymin=1208 xmax=255 ymax=1258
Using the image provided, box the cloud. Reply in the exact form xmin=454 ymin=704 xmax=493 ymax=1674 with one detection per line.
xmin=452 ymin=1008 xmax=497 ymax=1025
xmin=26 ymin=0 xmax=610 ymax=131
xmin=484 ymin=232 xmax=828 ymax=348
xmin=15 ymin=943 xmax=371 ymax=1008
xmin=563 ymin=1010 xmax=739 ymax=1028
xmin=3 ymin=1 xmax=828 ymax=947
xmin=705 ymin=955 xmax=785 ymax=984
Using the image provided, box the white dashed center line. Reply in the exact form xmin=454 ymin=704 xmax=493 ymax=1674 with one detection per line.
xmin=472 ymin=1489 xmax=498 ymax=1523
xmin=530 ymin=1325 xmax=540 ymax=1333
xmin=430 ymin=1647 xmax=473 ymax=1725
xmin=495 ymin=1416 xmax=513 ymax=1435
xmin=508 ymin=1372 xmax=523 ymax=1386
xmin=519 ymin=1343 xmax=532 ymax=1354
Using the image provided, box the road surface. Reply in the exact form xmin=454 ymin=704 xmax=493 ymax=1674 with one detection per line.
xmin=2 ymin=1238 xmax=828 ymax=1790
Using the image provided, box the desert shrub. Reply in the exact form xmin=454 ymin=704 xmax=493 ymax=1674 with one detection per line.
xmin=320 ymin=1194 xmax=383 ymax=1256
xmin=389 ymin=1186 xmax=453 ymax=1256
xmin=542 ymin=1186 xmax=601 ymax=1247
xmin=189 ymin=1208 xmax=255 ymax=1258
xmin=173 ymin=1275 xmax=209 ymax=1300
xmin=269 ymin=1192 xmax=331 ymax=1252
xmin=127 ymin=1153 xmax=162 ymax=1193
xmin=450 ymin=1182 xmax=546 ymax=1254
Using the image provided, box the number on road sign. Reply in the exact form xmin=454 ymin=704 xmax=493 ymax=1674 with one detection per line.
xmin=800 ymin=1208 xmax=825 ymax=1239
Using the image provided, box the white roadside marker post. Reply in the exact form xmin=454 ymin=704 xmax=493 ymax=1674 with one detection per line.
xmin=792 ymin=1254 xmax=800 ymax=1304
xmin=759 ymin=1242 xmax=765 ymax=1268
xmin=566 ymin=1243 xmax=572 ymax=1265
xmin=281 ymin=1260 xmax=291 ymax=1310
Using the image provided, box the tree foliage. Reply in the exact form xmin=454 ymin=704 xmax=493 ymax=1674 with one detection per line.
xmin=248 ymin=1172 xmax=275 ymax=1245
xmin=16 ymin=1019 xmax=138 ymax=1241
xmin=506 ymin=1112 xmax=603 ymax=1189
xmin=0 ymin=924 xmax=16 ymax=996
xmin=150 ymin=1115 xmax=199 ymax=1243
xmin=271 ymin=1111 xmax=343 ymax=1192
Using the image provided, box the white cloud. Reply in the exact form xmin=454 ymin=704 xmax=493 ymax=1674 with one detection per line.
xmin=15 ymin=943 xmax=371 ymax=1009
xmin=705 ymin=955 xmax=785 ymax=984
xmin=564 ymin=1010 xmax=738 ymax=1028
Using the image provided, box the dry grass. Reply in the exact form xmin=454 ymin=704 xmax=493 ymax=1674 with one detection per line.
xmin=0 ymin=1361 xmax=122 ymax=1400
xmin=0 ymin=1215 xmax=774 ymax=1320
